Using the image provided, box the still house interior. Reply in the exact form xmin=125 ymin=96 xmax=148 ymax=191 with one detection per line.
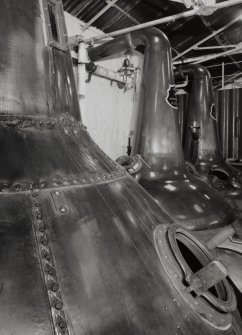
xmin=1 ymin=0 xmax=242 ymax=334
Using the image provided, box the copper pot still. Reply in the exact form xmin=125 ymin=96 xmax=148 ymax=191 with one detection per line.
xmin=89 ymin=29 xmax=237 ymax=231
xmin=181 ymin=64 xmax=242 ymax=196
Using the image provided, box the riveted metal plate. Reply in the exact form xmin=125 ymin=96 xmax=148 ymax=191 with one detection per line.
xmin=51 ymin=190 xmax=69 ymax=215
xmin=29 ymin=191 xmax=70 ymax=334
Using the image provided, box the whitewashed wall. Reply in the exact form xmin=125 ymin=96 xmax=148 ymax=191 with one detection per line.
xmin=65 ymin=12 xmax=143 ymax=160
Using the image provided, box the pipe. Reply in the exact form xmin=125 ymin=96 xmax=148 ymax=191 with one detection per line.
xmin=194 ymin=45 xmax=237 ymax=50
xmin=207 ymin=60 xmax=242 ymax=69
xmin=193 ymin=44 xmax=242 ymax=64
xmin=175 ymin=75 xmax=188 ymax=88
xmin=116 ymin=154 xmax=143 ymax=181
xmin=85 ymin=62 xmax=126 ymax=84
xmin=207 ymin=226 xmax=235 ymax=250
xmin=206 ymin=219 xmax=242 ymax=250
xmin=173 ymin=47 xmax=242 ymax=64
xmin=77 ymin=42 xmax=89 ymax=119
xmin=222 ymin=62 xmax=225 ymax=89
xmin=173 ymin=16 xmax=241 ymax=61
xmin=82 ymin=0 xmax=242 ymax=43
xmin=214 ymin=71 xmax=242 ymax=90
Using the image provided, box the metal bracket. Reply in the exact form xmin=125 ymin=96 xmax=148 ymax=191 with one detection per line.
xmin=51 ymin=190 xmax=69 ymax=215
xmin=185 ymin=260 xmax=227 ymax=296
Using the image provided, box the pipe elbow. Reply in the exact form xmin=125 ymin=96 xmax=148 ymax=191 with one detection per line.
xmin=180 ymin=64 xmax=210 ymax=80
xmin=88 ymin=28 xmax=170 ymax=62
xmin=141 ymin=27 xmax=170 ymax=49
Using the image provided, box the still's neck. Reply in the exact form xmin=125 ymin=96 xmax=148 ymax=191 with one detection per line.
xmin=132 ymin=38 xmax=185 ymax=179
xmin=182 ymin=65 xmax=222 ymax=161
xmin=89 ymin=28 xmax=186 ymax=180
xmin=0 ymin=0 xmax=80 ymax=121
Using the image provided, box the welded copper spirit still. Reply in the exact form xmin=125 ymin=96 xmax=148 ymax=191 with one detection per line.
xmin=179 ymin=63 xmax=242 ymax=313
xmin=88 ymin=28 xmax=237 ymax=231
xmin=3 ymin=0 xmax=242 ymax=334
xmin=181 ymin=64 xmax=242 ymax=197
xmin=88 ymin=27 xmax=242 ymax=317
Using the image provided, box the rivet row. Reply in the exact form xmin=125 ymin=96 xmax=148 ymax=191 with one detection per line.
xmin=30 ymin=192 xmax=69 ymax=335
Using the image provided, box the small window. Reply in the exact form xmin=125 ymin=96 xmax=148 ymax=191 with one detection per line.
xmin=48 ymin=2 xmax=59 ymax=43
xmin=41 ymin=0 xmax=68 ymax=50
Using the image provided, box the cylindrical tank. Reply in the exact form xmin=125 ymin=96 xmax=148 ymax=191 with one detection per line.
xmin=89 ymin=29 xmax=235 ymax=231
xmin=2 ymin=0 xmax=242 ymax=334
xmin=181 ymin=64 xmax=242 ymax=196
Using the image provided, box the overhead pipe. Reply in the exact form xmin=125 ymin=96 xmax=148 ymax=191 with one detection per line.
xmin=173 ymin=47 xmax=242 ymax=65
xmin=88 ymin=28 xmax=235 ymax=231
xmin=69 ymin=0 xmax=242 ymax=46
xmin=194 ymin=45 xmax=238 ymax=50
xmin=222 ymin=62 xmax=225 ymax=89
xmin=181 ymin=64 xmax=242 ymax=196
xmin=193 ymin=44 xmax=242 ymax=64
xmin=173 ymin=16 xmax=241 ymax=61
xmin=214 ymin=71 xmax=242 ymax=89
xmin=77 ymin=41 xmax=89 ymax=119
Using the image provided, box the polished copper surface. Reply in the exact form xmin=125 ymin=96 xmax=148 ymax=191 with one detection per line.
xmin=89 ymin=29 xmax=235 ymax=230
xmin=181 ymin=64 xmax=242 ymax=197
xmin=0 ymin=0 xmax=80 ymax=120
xmin=2 ymin=0 xmax=242 ymax=334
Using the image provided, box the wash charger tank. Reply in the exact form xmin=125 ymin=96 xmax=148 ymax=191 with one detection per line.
xmin=181 ymin=64 xmax=242 ymax=196
xmin=88 ymin=28 xmax=235 ymax=231
xmin=2 ymin=0 xmax=242 ymax=334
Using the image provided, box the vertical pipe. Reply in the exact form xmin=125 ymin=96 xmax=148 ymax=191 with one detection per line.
xmin=239 ymin=89 xmax=242 ymax=159
xmin=78 ymin=42 xmax=89 ymax=120
xmin=227 ymin=89 xmax=233 ymax=159
xmin=222 ymin=62 xmax=225 ymax=90
xmin=234 ymin=89 xmax=240 ymax=160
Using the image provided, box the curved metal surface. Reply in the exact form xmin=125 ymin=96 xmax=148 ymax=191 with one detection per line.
xmin=218 ymin=249 xmax=242 ymax=295
xmin=2 ymin=169 xmax=242 ymax=334
xmin=154 ymin=224 xmax=237 ymax=323
xmin=116 ymin=154 xmax=142 ymax=181
xmin=89 ymin=29 xmax=234 ymax=230
xmin=0 ymin=0 xmax=80 ymax=120
xmin=216 ymin=89 xmax=242 ymax=160
xmin=181 ymin=64 xmax=242 ymax=197
xmin=166 ymin=224 xmax=236 ymax=314
xmin=192 ymin=227 xmax=242 ymax=318
xmin=1 ymin=0 xmax=242 ymax=334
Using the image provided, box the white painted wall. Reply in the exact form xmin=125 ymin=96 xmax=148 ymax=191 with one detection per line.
xmin=64 ymin=12 xmax=144 ymax=160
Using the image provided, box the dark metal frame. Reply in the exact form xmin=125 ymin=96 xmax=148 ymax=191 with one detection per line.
xmin=42 ymin=0 xmax=68 ymax=50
